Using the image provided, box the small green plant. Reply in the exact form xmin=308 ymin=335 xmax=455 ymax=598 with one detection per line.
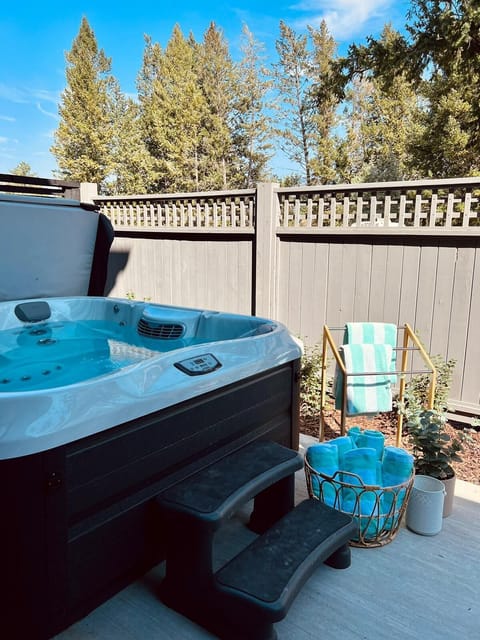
xmin=398 ymin=354 xmax=464 ymax=480
xmin=406 ymin=408 xmax=464 ymax=480
xmin=401 ymin=354 xmax=456 ymax=415
xmin=299 ymin=343 xmax=325 ymax=418
xmin=125 ymin=291 xmax=151 ymax=302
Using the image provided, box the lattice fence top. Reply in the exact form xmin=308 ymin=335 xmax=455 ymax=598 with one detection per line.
xmin=276 ymin=179 xmax=480 ymax=231
xmin=97 ymin=190 xmax=256 ymax=233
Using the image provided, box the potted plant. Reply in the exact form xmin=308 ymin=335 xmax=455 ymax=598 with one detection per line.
xmin=398 ymin=354 xmax=464 ymax=519
xmin=405 ymin=407 xmax=464 ymax=517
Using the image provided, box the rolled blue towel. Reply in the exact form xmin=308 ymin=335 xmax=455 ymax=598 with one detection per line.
xmin=382 ymin=446 xmax=414 ymax=487
xmin=347 ymin=426 xmax=362 ymax=445
xmin=329 ymin=435 xmax=355 ymax=466
xmin=306 ymin=443 xmax=339 ymax=475
xmin=382 ymin=446 xmax=414 ymax=530
xmin=356 ymin=429 xmax=385 ymax=460
xmin=342 ymin=448 xmax=382 ymax=539
xmin=306 ymin=443 xmax=339 ymax=506
xmin=342 ymin=447 xmax=379 ymax=486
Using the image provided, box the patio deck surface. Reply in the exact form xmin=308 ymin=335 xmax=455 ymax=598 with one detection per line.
xmin=55 ymin=435 xmax=479 ymax=640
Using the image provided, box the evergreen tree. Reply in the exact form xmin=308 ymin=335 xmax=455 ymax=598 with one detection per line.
xmin=340 ymin=1 xmax=480 ymax=177
xmin=137 ymin=35 xmax=165 ymax=190
xmin=339 ymin=27 xmax=423 ymax=182
xmin=272 ymin=21 xmax=314 ymax=185
xmin=231 ymin=25 xmax=273 ymax=188
xmin=9 ymin=162 xmax=37 ymax=176
xmin=196 ymin=22 xmax=236 ymax=189
xmin=51 ymin=17 xmax=114 ymax=187
xmin=413 ymin=71 xmax=480 ymax=177
xmin=308 ymin=20 xmax=341 ymax=184
xmin=104 ymin=82 xmax=155 ymax=195
xmin=138 ymin=26 xmax=208 ymax=192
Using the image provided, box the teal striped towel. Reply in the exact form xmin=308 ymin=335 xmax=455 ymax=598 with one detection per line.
xmin=335 ymin=322 xmax=397 ymax=411
xmin=340 ymin=343 xmax=393 ymax=415
xmin=345 ymin=322 xmax=397 ymax=382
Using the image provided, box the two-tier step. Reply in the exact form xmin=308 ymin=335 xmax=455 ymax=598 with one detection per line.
xmin=157 ymin=440 xmax=356 ymax=640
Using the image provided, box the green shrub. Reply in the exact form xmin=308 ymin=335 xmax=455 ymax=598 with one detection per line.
xmin=299 ymin=343 xmax=325 ymax=418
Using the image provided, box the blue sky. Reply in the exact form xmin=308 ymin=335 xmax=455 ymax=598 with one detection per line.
xmin=0 ymin=0 xmax=410 ymax=179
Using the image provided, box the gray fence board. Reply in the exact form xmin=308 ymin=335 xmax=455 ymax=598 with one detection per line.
xmin=448 ymin=247 xmax=476 ymax=401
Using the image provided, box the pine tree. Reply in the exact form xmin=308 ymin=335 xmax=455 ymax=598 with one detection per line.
xmin=51 ymin=17 xmax=114 ymax=187
xmin=9 ymin=162 xmax=37 ymax=176
xmin=231 ymin=25 xmax=273 ymax=188
xmin=196 ymin=22 xmax=236 ymax=189
xmin=340 ymin=1 xmax=480 ymax=178
xmin=272 ymin=21 xmax=314 ymax=185
xmin=104 ymin=82 xmax=155 ymax=195
xmin=308 ymin=20 xmax=341 ymax=184
xmin=338 ymin=27 xmax=423 ymax=182
xmin=137 ymin=26 xmax=209 ymax=192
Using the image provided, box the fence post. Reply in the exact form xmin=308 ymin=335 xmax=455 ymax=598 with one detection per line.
xmin=255 ymin=182 xmax=279 ymax=319
xmin=80 ymin=182 xmax=98 ymax=203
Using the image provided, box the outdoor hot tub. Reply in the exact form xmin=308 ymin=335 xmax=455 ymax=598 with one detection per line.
xmin=1 ymin=296 xmax=302 ymax=639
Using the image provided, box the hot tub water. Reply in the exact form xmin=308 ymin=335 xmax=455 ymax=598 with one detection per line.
xmin=0 ymin=319 xmax=214 ymax=392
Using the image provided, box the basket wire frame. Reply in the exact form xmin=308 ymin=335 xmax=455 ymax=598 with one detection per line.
xmin=305 ymin=459 xmax=415 ymax=548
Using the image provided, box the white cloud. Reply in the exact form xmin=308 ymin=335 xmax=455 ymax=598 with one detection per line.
xmin=36 ymin=103 xmax=58 ymax=119
xmin=0 ymin=84 xmax=60 ymax=106
xmin=292 ymin=0 xmax=393 ymax=40
xmin=0 ymin=115 xmax=15 ymax=122
xmin=0 ymin=83 xmax=29 ymax=103
xmin=32 ymin=89 xmax=60 ymax=104
xmin=0 ymin=136 xmax=8 ymax=144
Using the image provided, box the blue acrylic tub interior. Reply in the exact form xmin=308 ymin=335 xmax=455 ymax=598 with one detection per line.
xmin=0 ymin=297 xmax=302 ymax=459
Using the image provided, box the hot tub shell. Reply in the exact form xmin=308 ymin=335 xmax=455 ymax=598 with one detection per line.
xmin=0 ymin=297 xmax=301 ymax=639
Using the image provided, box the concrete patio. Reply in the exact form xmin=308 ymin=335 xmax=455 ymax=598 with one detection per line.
xmin=55 ymin=435 xmax=480 ymax=640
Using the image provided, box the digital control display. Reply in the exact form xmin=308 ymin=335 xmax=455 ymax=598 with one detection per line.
xmin=174 ymin=353 xmax=222 ymax=376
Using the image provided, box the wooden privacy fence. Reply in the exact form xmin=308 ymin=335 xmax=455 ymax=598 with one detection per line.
xmin=92 ymin=177 xmax=479 ymax=415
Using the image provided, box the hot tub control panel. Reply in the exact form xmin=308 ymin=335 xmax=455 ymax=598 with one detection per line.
xmin=174 ymin=353 xmax=222 ymax=376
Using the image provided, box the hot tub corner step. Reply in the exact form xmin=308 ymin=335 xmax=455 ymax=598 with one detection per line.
xmin=212 ymin=498 xmax=356 ymax=639
xmin=157 ymin=440 xmax=303 ymax=530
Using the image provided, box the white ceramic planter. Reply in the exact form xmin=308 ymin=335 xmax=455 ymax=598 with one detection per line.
xmin=406 ymin=475 xmax=446 ymax=536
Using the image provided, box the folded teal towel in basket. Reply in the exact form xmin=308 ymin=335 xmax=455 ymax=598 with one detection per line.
xmin=381 ymin=446 xmax=414 ymax=529
xmin=329 ymin=435 xmax=355 ymax=465
xmin=305 ymin=443 xmax=339 ymax=506
xmin=341 ymin=448 xmax=383 ymax=538
xmin=305 ymin=428 xmax=414 ymax=546
xmin=338 ymin=343 xmax=393 ymax=415
xmin=356 ymin=429 xmax=385 ymax=460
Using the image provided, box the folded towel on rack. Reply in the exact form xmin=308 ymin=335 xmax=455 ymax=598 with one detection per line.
xmin=345 ymin=322 xmax=397 ymax=383
xmin=306 ymin=443 xmax=339 ymax=506
xmin=337 ymin=343 xmax=393 ymax=415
